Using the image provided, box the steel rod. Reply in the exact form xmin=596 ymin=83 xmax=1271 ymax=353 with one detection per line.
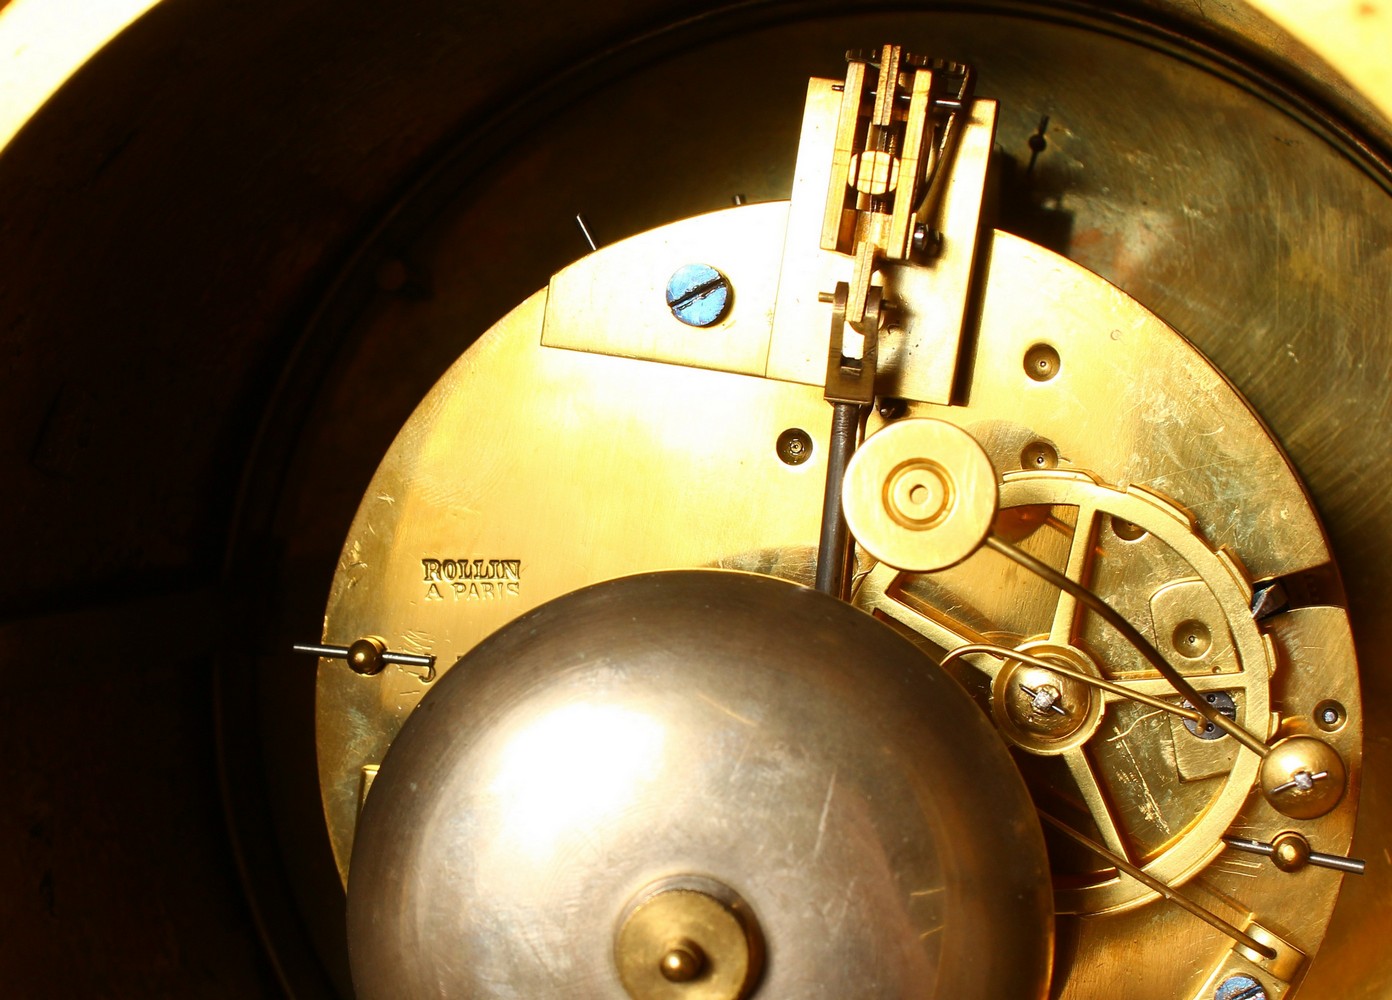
xmin=941 ymin=643 xmax=1205 ymax=723
xmin=815 ymin=402 xmax=861 ymax=597
xmin=1224 ymin=835 xmax=1366 ymax=875
xmin=1040 ymin=812 xmax=1277 ymax=959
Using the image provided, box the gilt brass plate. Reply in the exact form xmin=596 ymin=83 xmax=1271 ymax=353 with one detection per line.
xmin=318 ymin=187 xmax=1361 ymax=997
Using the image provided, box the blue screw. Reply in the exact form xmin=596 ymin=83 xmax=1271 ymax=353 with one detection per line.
xmin=1215 ymin=975 xmax=1266 ymax=1000
xmin=665 ymin=263 xmax=731 ymax=328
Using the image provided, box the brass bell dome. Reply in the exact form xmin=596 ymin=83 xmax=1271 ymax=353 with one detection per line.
xmin=347 ymin=570 xmax=1053 ymax=998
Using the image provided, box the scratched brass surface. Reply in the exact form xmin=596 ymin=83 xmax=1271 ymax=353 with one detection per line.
xmin=1 ymin=0 xmax=1390 ymax=996
xmin=253 ymin=7 xmax=1392 ymax=998
xmin=315 ymin=287 xmax=833 ymax=873
xmin=319 ymin=190 xmax=1361 ymax=996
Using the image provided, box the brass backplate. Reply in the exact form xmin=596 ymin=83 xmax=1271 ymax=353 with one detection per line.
xmin=317 ymin=197 xmax=1362 ymax=999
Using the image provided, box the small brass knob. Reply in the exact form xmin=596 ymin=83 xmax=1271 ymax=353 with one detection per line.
xmin=659 ymin=942 xmax=705 ymax=983
xmin=1259 ymin=736 xmax=1347 ymax=819
xmin=1270 ymin=831 xmax=1312 ymax=873
xmin=615 ymin=877 xmax=763 ymax=1000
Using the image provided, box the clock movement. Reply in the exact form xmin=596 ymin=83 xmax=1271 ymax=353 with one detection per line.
xmin=299 ymin=36 xmax=1375 ymax=1000
xmin=1 ymin=2 xmax=1389 ymax=999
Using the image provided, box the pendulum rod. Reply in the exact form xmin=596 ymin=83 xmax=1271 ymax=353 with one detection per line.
xmin=815 ymin=402 xmax=861 ymax=597
xmin=1038 ymin=811 xmax=1277 ymax=960
xmin=985 ymin=535 xmax=1270 ymax=757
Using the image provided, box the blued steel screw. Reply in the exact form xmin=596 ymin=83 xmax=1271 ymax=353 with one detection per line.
xmin=1215 ymin=974 xmax=1266 ymax=1000
xmin=666 ymin=263 xmax=731 ymax=327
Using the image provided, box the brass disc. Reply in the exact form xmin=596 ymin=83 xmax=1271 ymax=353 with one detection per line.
xmin=614 ymin=878 xmax=763 ymax=1000
xmin=842 ymin=418 xmax=998 ymax=572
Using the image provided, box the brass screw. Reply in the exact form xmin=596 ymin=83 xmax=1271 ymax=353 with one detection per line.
xmin=1023 ymin=343 xmax=1061 ymax=381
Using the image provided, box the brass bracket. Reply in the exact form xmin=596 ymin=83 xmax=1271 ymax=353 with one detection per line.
xmin=768 ymin=79 xmax=996 ymax=403
xmin=823 ymin=281 xmax=880 ymax=406
xmin=820 ymin=45 xmax=974 ymax=327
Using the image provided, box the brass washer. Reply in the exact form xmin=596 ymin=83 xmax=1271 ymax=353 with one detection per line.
xmin=615 ymin=878 xmax=764 ymax=1000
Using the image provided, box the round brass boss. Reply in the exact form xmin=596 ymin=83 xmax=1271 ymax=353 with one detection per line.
xmin=615 ymin=879 xmax=764 ymax=1000
xmin=1270 ymin=831 xmax=1313 ymax=873
xmin=990 ymin=642 xmax=1105 ymax=755
xmin=842 ymin=418 xmax=998 ymax=572
xmin=1260 ymin=736 xmax=1348 ymax=819
xmin=346 ymin=636 xmax=387 ymax=675
xmin=885 ymin=459 xmax=952 ymax=528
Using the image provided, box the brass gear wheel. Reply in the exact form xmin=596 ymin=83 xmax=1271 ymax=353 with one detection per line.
xmin=857 ymin=469 xmax=1276 ymax=915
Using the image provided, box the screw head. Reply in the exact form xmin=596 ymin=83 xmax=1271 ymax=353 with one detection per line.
xmin=1182 ymin=689 xmax=1236 ymax=741
xmin=1215 ymin=974 xmax=1267 ymax=1000
xmin=775 ymin=428 xmax=813 ymax=466
xmin=666 ymin=263 xmax=732 ymax=327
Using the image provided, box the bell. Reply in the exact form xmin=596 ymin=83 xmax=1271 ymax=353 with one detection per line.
xmin=347 ymin=570 xmax=1053 ymax=998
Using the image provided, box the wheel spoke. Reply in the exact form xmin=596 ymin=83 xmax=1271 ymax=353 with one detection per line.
xmin=1048 ymin=505 xmax=1100 ymax=645
xmin=1063 ymin=747 xmax=1131 ymax=863
xmin=856 ymin=564 xmax=1009 ymax=680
